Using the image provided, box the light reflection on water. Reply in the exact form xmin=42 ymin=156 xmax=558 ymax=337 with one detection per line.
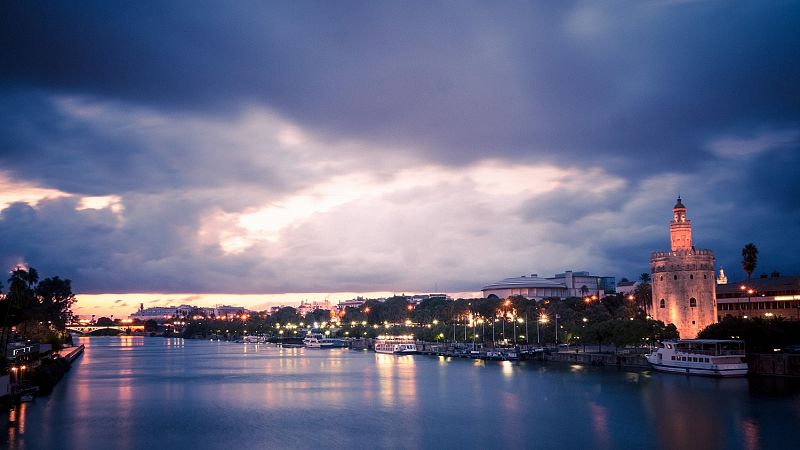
xmin=2 ymin=336 xmax=800 ymax=450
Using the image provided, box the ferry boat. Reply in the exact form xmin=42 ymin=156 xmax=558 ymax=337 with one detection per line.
xmin=645 ymin=339 xmax=748 ymax=377
xmin=303 ymin=333 xmax=334 ymax=349
xmin=373 ymin=335 xmax=417 ymax=354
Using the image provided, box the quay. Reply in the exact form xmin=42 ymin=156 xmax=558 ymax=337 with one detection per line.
xmin=58 ymin=344 xmax=85 ymax=363
xmin=414 ymin=343 xmax=649 ymax=367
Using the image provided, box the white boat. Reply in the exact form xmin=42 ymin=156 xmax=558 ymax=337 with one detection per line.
xmin=645 ymin=339 xmax=748 ymax=377
xmin=373 ymin=335 xmax=417 ymax=354
xmin=303 ymin=333 xmax=334 ymax=349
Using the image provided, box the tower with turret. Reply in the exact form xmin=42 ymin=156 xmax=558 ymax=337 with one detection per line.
xmin=650 ymin=197 xmax=717 ymax=338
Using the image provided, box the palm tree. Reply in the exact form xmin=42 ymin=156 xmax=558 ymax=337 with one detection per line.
xmin=741 ymin=243 xmax=758 ymax=307
xmin=635 ymin=274 xmax=653 ymax=318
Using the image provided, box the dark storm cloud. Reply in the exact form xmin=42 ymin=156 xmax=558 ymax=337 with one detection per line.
xmin=2 ymin=1 xmax=798 ymax=172
xmin=0 ymin=1 xmax=799 ymax=297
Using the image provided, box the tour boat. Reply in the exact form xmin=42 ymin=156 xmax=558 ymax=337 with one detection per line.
xmin=303 ymin=333 xmax=334 ymax=349
xmin=645 ymin=339 xmax=748 ymax=377
xmin=373 ymin=335 xmax=417 ymax=354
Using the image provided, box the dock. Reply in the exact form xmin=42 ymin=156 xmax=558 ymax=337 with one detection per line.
xmin=58 ymin=344 xmax=85 ymax=363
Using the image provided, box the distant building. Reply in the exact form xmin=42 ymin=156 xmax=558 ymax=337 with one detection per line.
xmin=130 ymin=304 xmax=247 ymax=322
xmin=481 ymin=270 xmax=615 ymax=300
xmin=650 ymin=197 xmax=717 ymax=338
xmin=297 ymin=299 xmax=332 ymax=317
xmin=616 ymin=280 xmax=640 ymax=296
xmin=214 ymin=305 xmax=247 ymax=318
xmin=717 ymin=267 xmax=728 ymax=285
xmin=716 ymin=273 xmax=800 ymax=321
xmin=336 ymin=298 xmax=367 ymax=312
xmin=130 ymin=306 xmax=181 ymax=322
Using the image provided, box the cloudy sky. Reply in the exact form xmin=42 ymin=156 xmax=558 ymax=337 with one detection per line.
xmin=1 ymin=1 xmax=799 ymax=316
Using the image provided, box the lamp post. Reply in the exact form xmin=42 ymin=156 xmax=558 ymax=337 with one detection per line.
xmin=740 ymin=285 xmax=756 ymax=317
xmin=525 ymin=311 xmax=529 ymax=348
xmin=582 ymin=317 xmax=588 ymax=353
xmin=513 ymin=309 xmax=517 ymax=345
xmin=538 ymin=314 xmax=548 ymax=346
xmin=555 ymin=313 xmax=559 ymax=346
xmin=492 ymin=317 xmax=496 ymax=348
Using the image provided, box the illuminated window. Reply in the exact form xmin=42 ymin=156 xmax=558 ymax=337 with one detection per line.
xmin=690 ymin=298 xmax=697 ymax=307
xmin=660 ymin=299 xmax=666 ymax=308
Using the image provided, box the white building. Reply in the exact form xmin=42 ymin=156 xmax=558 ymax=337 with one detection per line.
xmin=298 ymin=299 xmax=332 ymax=317
xmin=481 ymin=270 xmax=615 ymax=300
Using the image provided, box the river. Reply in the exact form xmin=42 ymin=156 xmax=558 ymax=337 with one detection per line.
xmin=3 ymin=336 xmax=800 ymax=449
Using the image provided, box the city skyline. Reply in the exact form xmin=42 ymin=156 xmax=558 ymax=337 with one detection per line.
xmin=2 ymin=2 xmax=799 ymax=317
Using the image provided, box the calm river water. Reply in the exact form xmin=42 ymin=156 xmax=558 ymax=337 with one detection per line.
xmin=3 ymin=336 xmax=800 ymax=449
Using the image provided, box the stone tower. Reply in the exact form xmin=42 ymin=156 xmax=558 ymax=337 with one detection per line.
xmin=650 ymin=197 xmax=717 ymax=338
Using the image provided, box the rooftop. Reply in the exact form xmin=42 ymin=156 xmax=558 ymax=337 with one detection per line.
xmin=481 ymin=275 xmax=566 ymax=291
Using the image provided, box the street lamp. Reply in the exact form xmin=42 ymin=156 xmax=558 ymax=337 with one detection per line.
xmin=538 ymin=314 xmax=549 ymax=346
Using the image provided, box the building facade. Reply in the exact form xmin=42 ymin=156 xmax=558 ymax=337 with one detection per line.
xmin=650 ymin=198 xmax=717 ymax=338
xmin=481 ymin=270 xmax=615 ymax=300
xmin=716 ymin=273 xmax=800 ymax=321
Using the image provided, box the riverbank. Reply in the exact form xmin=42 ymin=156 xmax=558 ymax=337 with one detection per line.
xmin=1 ymin=344 xmax=84 ymax=407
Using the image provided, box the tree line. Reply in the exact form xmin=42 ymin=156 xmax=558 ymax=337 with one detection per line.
xmin=0 ymin=266 xmax=76 ymax=357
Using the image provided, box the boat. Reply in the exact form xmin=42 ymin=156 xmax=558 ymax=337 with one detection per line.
xmin=322 ymin=338 xmax=348 ymax=348
xmin=303 ymin=333 xmax=334 ymax=349
xmin=373 ymin=335 xmax=417 ymax=354
xmin=645 ymin=339 xmax=748 ymax=377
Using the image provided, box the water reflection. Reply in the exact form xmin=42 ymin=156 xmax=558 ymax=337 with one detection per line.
xmin=643 ymin=375 xmax=732 ymax=449
xmin=2 ymin=338 xmax=799 ymax=450
xmin=589 ymin=401 xmax=611 ymax=450
xmin=375 ymin=353 xmax=418 ymax=409
xmin=6 ymin=403 xmax=27 ymax=445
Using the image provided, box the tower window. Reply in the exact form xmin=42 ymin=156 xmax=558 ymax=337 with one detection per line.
xmin=660 ymin=299 xmax=666 ymax=308
xmin=690 ymin=298 xmax=697 ymax=307
xmin=674 ymin=275 xmax=678 ymax=280
xmin=690 ymin=274 xmax=694 ymax=280
xmin=704 ymin=274 xmax=707 ymax=279
xmin=660 ymin=276 xmax=663 ymax=281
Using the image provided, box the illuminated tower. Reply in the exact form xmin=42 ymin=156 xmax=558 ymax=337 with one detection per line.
xmin=717 ymin=268 xmax=728 ymax=285
xmin=650 ymin=197 xmax=717 ymax=338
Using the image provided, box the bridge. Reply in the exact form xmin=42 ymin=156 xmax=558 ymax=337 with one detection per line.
xmin=66 ymin=325 xmax=145 ymax=335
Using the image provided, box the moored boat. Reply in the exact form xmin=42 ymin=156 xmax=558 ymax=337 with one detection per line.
xmin=303 ymin=333 xmax=334 ymax=348
xmin=645 ymin=339 xmax=748 ymax=377
xmin=373 ymin=335 xmax=417 ymax=354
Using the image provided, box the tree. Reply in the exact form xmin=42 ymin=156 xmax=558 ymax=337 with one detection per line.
xmin=639 ymin=273 xmax=651 ymax=283
xmin=96 ymin=317 xmax=114 ymax=326
xmin=35 ymin=276 xmax=76 ymax=328
xmin=272 ymin=306 xmax=300 ymax=325
xmin=699 ymin=316 xmax=800 ymax=353
xmin=145 ymin=319 xmax=158 ymax=332
xmin=634 ymin=282 xmax=652 ymax=318
xmin=741 ymin=243 xmax=758 ymax=282
xmin=2 ymin=267 xmax=39 ymax=352
xmin=306 ymin=308 xmax=332 ymax=324
xmin=742 ymin=243 xmax=758 ymax=307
